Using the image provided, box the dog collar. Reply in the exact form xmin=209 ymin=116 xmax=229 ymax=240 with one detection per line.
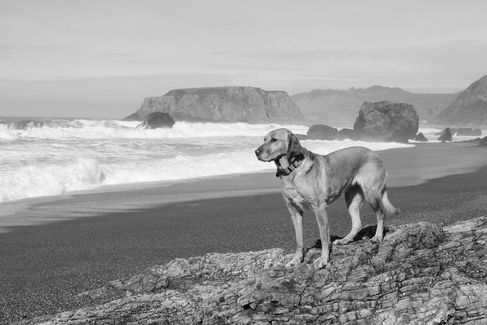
xmin=275 ymin=155 xmax=304 ymax=177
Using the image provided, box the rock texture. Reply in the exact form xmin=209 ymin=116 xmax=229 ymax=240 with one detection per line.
xmin=306 ymin=124 xmax=339 ymax=140
xmin=353 ymin=101 xmax=419 ymax=143
xmin=292 ymin=86 xmax=456 ymax=125
xmin=439 ymin=128 xmax=453 ymax=142
xmin=131 ymin=87 xmax=302 ymax=123
xmin=138 ymin=112 xmax=175 ymax=129
xmin=17 ymin=217 xmax=487 ymax=325
xmin=435 ymin=75 xmax=487 ymax=126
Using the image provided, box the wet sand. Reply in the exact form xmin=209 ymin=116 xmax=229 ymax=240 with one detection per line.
xmin=0 ymin=142 xmax=486 ymax=322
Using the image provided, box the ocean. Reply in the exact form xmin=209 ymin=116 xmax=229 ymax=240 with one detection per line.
xmin=1 ymin=118 xmax=468 ymax=204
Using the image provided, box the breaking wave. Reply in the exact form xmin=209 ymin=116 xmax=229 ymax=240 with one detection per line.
xmin=0 ymin=136 xmax=413 ymax=203
xmin=0 ymin=119 xmax=309 ymax=140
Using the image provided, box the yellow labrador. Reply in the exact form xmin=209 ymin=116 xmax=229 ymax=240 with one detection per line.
xmin=255 ymin=128 xmax=400 ymax=268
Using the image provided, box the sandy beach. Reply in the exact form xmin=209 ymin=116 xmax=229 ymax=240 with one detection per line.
xmin=1 ymin=142 xmax=487 ymax=323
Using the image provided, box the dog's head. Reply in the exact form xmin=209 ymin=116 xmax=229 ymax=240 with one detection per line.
xmin=255 ymin=128 xmax=303 ymax=162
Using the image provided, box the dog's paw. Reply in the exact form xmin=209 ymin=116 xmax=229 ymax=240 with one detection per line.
xmin=370 ymin=235 xmax=383 ymax=243
xmin=285 ymin=254 xmax=302 ymax=268
xmin=313 ymin=257 xmax=328 ymax=269
xmin=334 ymin=237 xmax=352 ymax=245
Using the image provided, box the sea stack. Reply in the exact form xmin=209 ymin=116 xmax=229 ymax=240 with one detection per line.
xmin=129 ymin=87 xmax=302 ymax=123
xmin=353 ymin=101 xmax=419 ymax=143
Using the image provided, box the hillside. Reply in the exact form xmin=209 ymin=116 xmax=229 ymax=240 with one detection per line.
xmin=434 ymin=75 xmax=487 ymax=126
xmin=292 ymin=86 xmax=456 ymax=126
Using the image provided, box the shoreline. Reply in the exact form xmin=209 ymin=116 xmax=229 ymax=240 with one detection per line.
xmin=1 ymin=142 xmax=486 ymax=234
xmin=0 ymin=142 xmax=487 ymax=322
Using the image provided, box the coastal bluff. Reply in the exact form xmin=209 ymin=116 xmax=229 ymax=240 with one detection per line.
xmin=18 ymin=217 xmax=487 ymax=324
xmin=130 ymin=87 xmax=302 ymax=123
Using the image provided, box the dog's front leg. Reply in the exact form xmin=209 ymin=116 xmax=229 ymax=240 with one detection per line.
xmin=285 ymin=201 xmax=304 ymax=267
xmin=313 ymin=203 xmax=330 ymax=268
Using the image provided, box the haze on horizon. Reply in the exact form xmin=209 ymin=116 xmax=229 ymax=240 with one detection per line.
xmin=1 ymin=0 xmax=487 ymax=119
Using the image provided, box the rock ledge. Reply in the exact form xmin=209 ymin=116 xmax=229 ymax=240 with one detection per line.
xmin=18 ymin=217 xmax=487 ymax=324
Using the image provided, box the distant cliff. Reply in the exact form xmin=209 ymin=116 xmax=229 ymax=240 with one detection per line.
xmin=434 ymin=75 xmax=487 ymax=126
xmin=130 ymin=87 xmax=302 ymax=123
xmin=292 ymin=86 xmax=456 ymax=125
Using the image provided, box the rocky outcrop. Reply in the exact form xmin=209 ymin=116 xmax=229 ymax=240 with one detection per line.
xmin=338 ymin=128 xmax=356 ymax=140
xmin=353 ymin=101 xmax=419 ymax=143
xmin=306 ymin=124 xmax=339 ymax=140
xmin=130 ymin=87 xmax=302 ymax=123
xmin=414 ymin=132 xmax=428 ymax=142
xmin=18 ymin=217 xmax=487 ymax=325
xmin=434 ymin=75 xmax=487 ymax=126
xmin=438 ymin=128 xmax=453 ymax=142
xmin=137 ymin=112 xmax=175 ymax=129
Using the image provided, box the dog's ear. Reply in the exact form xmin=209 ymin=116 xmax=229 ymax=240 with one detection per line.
xmin=286 ymin=131 xmax=303 ymax=160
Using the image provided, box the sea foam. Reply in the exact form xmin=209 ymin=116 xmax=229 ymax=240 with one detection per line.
xmin=0 ymin=119 xmax=414 ymax=203
xmin=1 ymin=119 xmax=309 ymax=139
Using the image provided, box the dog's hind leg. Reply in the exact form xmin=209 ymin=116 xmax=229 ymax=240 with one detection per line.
xmin=370 ymin=188 xmax=400 ymax=242
xmin=362 ymin=187 xmax=386 ymax=242
xmin=334 ymin=186 xmax=364 ymax=245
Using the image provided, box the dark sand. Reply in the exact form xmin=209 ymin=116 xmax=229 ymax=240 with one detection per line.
xmin=1 ymin=142 xmax=486 ymax=323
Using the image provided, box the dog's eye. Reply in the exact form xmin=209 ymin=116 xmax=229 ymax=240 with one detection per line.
xmin=270 ymin=138 xmax=278 ymax=143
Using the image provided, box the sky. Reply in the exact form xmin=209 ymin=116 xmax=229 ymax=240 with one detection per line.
xmin=1 ymin=0 xmax=487 ymax=118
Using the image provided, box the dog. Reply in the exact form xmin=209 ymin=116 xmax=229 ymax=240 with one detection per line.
xmin=255 ymin=128 xmax=400 ymax=268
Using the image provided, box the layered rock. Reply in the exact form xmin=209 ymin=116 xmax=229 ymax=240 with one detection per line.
xmin=353 ymin=101 xmax=419 ymax=142
xmin=434 ymin=75 xmax=487 ymax=126
xmin=130 ymin=87 xmax=302 ymax=123
xmin=18 ymin=217 xmax=487 ymax=325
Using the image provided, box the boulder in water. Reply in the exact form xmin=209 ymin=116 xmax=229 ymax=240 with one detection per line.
xmin=353 ymin=101 xmax=419 ymax=143
xmin=138 ymin=112 xmax=175 ymax=129
xmin=306 ymin=124 xmax=339 ymax=140
xmin=338 ymin=128 xmax=356 ymax=140
xmin=414 ymin=132 xmax=428 ymax=142
xmin=438 ymin=127 xmax=453 ymax=142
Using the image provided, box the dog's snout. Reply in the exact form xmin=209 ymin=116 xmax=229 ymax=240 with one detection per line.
xmin=254 ymin=148 xmax=262 ymax=156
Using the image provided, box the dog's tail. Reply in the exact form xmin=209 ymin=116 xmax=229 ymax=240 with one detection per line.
xmin=380 ymin=188 xmax=401 ymax=216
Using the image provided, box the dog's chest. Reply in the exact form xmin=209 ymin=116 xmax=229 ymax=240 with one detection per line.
xmin=281 ymin=176 xmax=318 ymax=208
